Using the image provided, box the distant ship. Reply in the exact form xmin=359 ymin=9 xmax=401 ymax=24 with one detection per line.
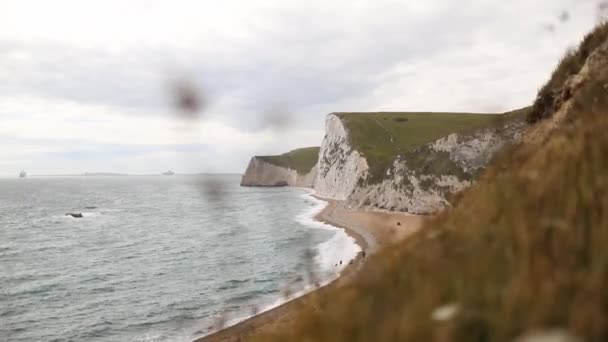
xmin=19 ymin=170 xmax=27 ymax=178
xmin=162 ymin=170 xmax=175 ymax=176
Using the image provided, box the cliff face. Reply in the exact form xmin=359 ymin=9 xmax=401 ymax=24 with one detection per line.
xmin=313 ymin=114 xmax=369 ymax=200
xmin=313 ymin=111 xmax=526 ymax=214
xmin=240 ymin=157 xmax=317 ymax=187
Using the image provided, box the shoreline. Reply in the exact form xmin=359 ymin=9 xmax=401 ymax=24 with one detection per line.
xmin=194 ymin=193 xmax=423 ymax=342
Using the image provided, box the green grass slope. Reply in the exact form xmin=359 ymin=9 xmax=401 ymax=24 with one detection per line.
xmin=256 ymin=147 xmax=320 ymax=174
xmin=250 ymin=24 xmax=608 ymax=342
xmin=336 ymin=108 xmax=529 ymax=181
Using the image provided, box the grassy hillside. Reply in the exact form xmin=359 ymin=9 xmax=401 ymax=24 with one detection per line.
xmin=528 ymin=22 xmax=608 ymax=123
xmin=256 ymin=147 xmax=320 ymax=174
xmin=336 ymin=108 xmax=529 ymax=182
xmin=250 ymin=24 xmax=608 ymax=342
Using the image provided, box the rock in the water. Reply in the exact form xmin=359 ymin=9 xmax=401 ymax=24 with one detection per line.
xmin=65 ymin=213 xmax=83 ymax=218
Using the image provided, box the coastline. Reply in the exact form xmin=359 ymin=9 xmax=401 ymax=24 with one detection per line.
xmin=194 ymin=193 xmax=424 ymax=342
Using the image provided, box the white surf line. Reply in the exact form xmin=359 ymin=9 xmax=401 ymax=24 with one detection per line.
xmin=297 ymin=189 xmax=362 ymax=275
xmin=311 ymin=192 xmax=378 ymax=254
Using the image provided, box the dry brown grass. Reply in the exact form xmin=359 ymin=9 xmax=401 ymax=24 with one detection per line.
xmin=528 ymin=22 xmax=608 ymax=123
xmin=247 ymin=25 xmax=608 ymax=342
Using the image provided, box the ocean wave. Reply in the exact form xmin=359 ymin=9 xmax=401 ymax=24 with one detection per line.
xmin=7 ymin=281 xmax=63 ymax=297
xmin=295 ymin=191 xmax=361 ymax=279
xmin=216 ymin=279 xmax=251 ymax=292
xmin=77 ymin=318 xmax=113 ymax=339
xmin=225 ymin=289 xmax=274 ymax=304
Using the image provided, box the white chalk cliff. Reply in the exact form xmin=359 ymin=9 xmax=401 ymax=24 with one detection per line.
xmin=240 ymin=157 xmax=317 ymax=187
xmin=313 ymin=114 xmax=369 ymax=200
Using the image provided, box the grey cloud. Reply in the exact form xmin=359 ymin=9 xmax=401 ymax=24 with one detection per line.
xmin=0 ymin=41 xmax=168 ymax=112
xmin=0 ymin=1 xmax=597 ymax=130
xmin=0 ymin=1 xmax=499 ymax=130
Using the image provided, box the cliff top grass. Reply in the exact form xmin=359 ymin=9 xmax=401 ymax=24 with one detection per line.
xmin=256 ymin=147 xmax=320 ymax=174
xmin=336 ymin=108 xmax=529 ymax=181
xmin=251 ymin=23 xmax=608 ymax=342
xmin=528 ymin=21 xmax=608 ymax=123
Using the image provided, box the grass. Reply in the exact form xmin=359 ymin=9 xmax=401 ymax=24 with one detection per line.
xmin=256 ymin=147 xmax=320 ymax=174
xmin=337 ymin=108 xmax=529 ymax=183
xmin=528 ymin=22 xmax=608 ymax=123
xmin=248 ymin=24 xmax=608 ymax=342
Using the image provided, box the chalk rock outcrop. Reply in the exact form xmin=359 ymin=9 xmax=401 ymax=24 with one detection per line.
xmin=240 ymin=157 xmax=317 ymax=187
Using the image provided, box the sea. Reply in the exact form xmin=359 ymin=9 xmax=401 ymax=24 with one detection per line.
xmin=0 ymin=175 xmax=360 ymax=342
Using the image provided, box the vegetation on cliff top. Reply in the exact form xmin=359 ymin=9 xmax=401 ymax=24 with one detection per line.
xmin=250 ymin=24 xmax=608 ymax=342
xmin=256 ymin=147 xmax=320 ymax=174
xmin=528 ymin=21 xmax=608 ymax=123
xmin=337 ymin=108 xmax=529 ymax=183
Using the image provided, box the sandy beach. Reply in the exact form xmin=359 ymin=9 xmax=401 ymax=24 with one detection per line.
xmin=194 ymin=196 xmax=424 ymax=342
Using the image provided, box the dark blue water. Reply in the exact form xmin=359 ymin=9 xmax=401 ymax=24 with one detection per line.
xmin=0 ymin=175 xmax=358 ymax=341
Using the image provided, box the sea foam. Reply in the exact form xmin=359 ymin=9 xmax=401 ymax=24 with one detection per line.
xmin=295 ymin=191 xmax=361 ymax=279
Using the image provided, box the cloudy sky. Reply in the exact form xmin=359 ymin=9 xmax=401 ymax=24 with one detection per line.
xmin=0 ymin=0 xmax=601 ymax=176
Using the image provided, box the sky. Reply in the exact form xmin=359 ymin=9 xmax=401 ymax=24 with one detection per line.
xmin=0 ymin=0 xmax=603 ymax=175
